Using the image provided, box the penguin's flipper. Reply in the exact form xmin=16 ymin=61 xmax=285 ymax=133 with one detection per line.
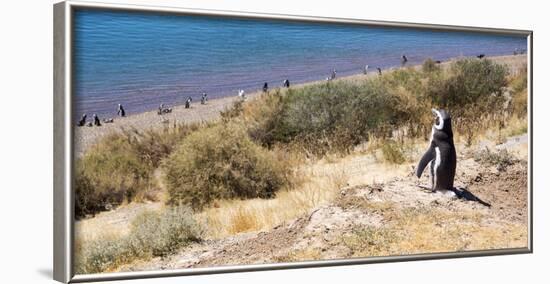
xmin=416 ymin=147 xmax=435 ymax=178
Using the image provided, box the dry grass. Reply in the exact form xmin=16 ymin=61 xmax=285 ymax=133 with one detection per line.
xmin=341 ymin=206 xmax=527 ymax=257
xmin=199 ymin=145 xmax=416 ymax=239
xmin=200 ymin=162 xmax=349 ymax=238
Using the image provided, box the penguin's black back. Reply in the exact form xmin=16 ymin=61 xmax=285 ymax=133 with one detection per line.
xmin=432 ymin=129 xmax=457 ymax=190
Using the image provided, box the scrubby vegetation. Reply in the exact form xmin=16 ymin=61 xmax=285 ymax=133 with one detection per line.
xmin=227 ymin=58 xmax=514 ymax=154
xmin=475 ymin=147 xmax=518 ymax=172
xmin=76 ymin=58 xmax=527 ymax=218
xmin=74 ymin=56 xmax=529 ymax=273
xmin=163 ymin=122 xmax=293 ymax=210
xmin=75 ymin=124 xmax=200 ymax=218
xmin=75 ymin=206 xmax=202 ymax=274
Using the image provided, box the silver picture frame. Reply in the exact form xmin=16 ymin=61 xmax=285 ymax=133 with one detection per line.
xmin=53 ymin=1 xmax=533 ymax=282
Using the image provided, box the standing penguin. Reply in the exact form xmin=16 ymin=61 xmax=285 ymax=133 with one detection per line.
xmin=283 ymin=79 xmax=290 ymax=88
xmin=416 ymin=108 xmax=456 ymax=192
xmin=77 ymin=114 xmax=87 ymax=127
xmin=117 ymin=104 xmax=126 ymax=117
xmin=401 ymin=54 xmax=408 ymax=65
xmin=93 ymin=114 xmax=102 ymax=127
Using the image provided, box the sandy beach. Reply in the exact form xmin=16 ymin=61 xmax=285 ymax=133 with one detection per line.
xmin=75 ymin=54 xmax=527 ymax=156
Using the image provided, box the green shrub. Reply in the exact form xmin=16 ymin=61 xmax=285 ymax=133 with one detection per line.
xmin=75 ymin=124 xmax=199 ymax=218
xmin=253 ymin=80 xmax=403 ymax=154
xmin=240 ymin=74 xmax=434 ymax=155
xmin=432 ymin=58 xmax=508 ymax=108
xmin=128 ymin=124 xmax=201 ymax=168
xmin=75 ymin=134 xmax=153 ymax=218
xmin=76 ymin=206 xmax=202 ymax=274
xmin=428 ymin=59 xmax=509 ymax=145
xmin=163 ymin=122 xmax=292 ymax=210
xmin=128 ymin=206 xmax=203 ymax=257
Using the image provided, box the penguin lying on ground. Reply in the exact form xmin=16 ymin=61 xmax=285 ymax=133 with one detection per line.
xmin=415 ymin=108 xmax=491 ymax=207
xmin=477 ymin=54 xmax=485 ymax=59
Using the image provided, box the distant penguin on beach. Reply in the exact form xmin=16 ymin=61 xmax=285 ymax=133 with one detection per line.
xmin=201 ymin=93 xmax=208 ymax=105
xmin=283 ymin=79 xmax=290 ymax=88
xmin=416 ymin=109 xmax=456 ymax=192
xmin=331 ymin=69 xmax=337 ymax=80
xmin=78 ymin=114 xmax=87 ymax=127
xmin=238 ymin=89 xmax=246 ymax=100
xmin=185 ymin=97 xmax=192 ymax=109
xmin=435 ymin=60 xmax=442 ymax=64
xmin=377 ymin=67 xmax=382 ymax=75
xmin=93 ymin=114 xmax=101 ymax=126
xmin=117 ymin=104 xmax=126 ymax=117
xmin=158 ymin=103 xmax=164 ymax=115
xmin=477 ymin=54 xmax=485 ymax=59
xmin=401 ymin=55 xmax=408 ymax=65
xmin=364 ymin=65 xmax=369 ymax=75
xmin=263 ymin=82 xmax=269 ymax=93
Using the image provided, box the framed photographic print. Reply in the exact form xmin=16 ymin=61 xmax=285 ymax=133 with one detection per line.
xmin=53 ymin=1 xmax=533 ymax=282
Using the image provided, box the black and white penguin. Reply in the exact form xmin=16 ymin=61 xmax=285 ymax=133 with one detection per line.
xmin=201 ymin=93 xmax=208 ymax=105
xmin=158 ymin=103 xmax=164 ymax=115
xmin=238 ymin=89 xmax=245 ymax=100
xmin=263 ymin=82 xmax=269 ymax=92
xmin=377 ymin=67 xmax=382 ymax=75
xmin=415 ymin=108 xmax=456 ymax=192
xmin=117 ymin=104 xmax=126 ymax=117
xmin=363 ymin=65 xmax=369 ymax=75
xmin=401 ymin=55 xmax=408 ymax=64
xmin=93 ymin=114 xmax=101 ymax=127
xmin=283 ymin=79 xmax=290 ymax=88
xmin=185 ymin=97 xmax=192 ymax=109
xmin=477 ymin=54 xmax=485 ymax=59
xmin=331 ymin=69 xmax=337 ymax=80
xmin=77 ymin=114 xmax=87 ymax=127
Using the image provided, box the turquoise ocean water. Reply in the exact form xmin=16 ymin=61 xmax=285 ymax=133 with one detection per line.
xmin=74 ymin=9 xmax=527 ymax=117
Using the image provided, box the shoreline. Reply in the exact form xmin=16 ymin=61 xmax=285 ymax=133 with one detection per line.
xmin=74 ymin=54 xmax=527 ymax=156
